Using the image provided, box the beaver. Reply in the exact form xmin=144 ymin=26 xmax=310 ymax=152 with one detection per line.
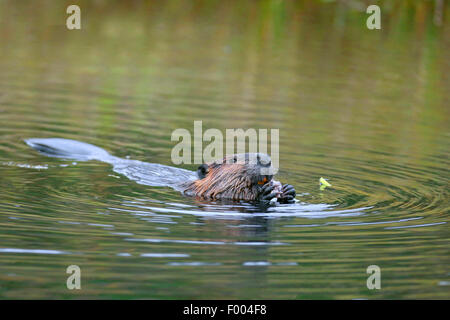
xmin=182 ymin=153 xmax=296 ymax=203
xmin=25 ymin=138 xmax=296 ymax=204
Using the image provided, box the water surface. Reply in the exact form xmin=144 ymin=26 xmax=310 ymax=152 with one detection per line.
xmin=0 ymin=1 xmax=449 ymax=299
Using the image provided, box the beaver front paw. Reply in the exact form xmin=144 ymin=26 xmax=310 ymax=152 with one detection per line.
xmin=277 ymin=184 xmax=296 ymax=203
xmin=258 ymin=183 xmax=278 ymax=203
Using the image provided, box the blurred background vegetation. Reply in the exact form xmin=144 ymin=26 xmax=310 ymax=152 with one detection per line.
xmin=0 ymin=0 xmax=448 ymax=165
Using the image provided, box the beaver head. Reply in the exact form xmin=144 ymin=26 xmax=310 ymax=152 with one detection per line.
xmin=182 ymin=153 xmax=275 ymax=201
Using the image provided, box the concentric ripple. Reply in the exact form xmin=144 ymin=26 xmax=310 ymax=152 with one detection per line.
xmin=0 ymin=0 xmax=448 ymax=299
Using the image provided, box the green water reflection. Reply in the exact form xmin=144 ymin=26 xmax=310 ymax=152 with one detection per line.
xmin=0 ymin=0 xmax=448 ymax=299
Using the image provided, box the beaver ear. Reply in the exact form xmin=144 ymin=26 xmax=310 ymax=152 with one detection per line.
xmin=197 ymin=164 xmax=209 ymax=179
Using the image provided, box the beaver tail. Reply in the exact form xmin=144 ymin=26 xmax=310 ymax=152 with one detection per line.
xmin=25 ymin=138 xmax=113 ymax=162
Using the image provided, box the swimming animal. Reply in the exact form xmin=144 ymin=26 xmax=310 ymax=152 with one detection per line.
xmin=25 ymin=138 xmax=296 ymax=204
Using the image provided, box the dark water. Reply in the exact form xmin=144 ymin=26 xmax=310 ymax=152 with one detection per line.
xmin=0 ymin=1 xmax=449 ymax=299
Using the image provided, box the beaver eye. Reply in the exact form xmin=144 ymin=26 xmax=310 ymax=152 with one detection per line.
xmin=197 ymin=164 xmax=209 ymax=179
xmin=233 ymin=156 xmax=237 ymax=163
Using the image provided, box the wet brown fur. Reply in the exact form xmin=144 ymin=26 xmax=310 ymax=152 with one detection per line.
xmin=181 ymin=154 xmax=271 ymax=201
